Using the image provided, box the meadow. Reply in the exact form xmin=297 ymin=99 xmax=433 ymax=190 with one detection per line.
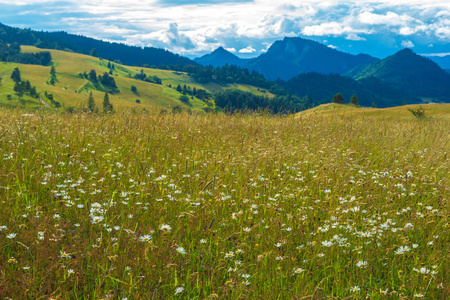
xmin=0 ymin=104 xmax=448 ymax=299
xmin=0 ymin=46 xmax=271 ymax=111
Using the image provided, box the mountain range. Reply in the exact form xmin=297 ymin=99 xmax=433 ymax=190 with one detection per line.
xmin=196 ymin=39 xmax=450 ymax=106
xmin=281 ymin=48 xmax=450 ymax=107
xmin=428 ymin=55 xmax=450 ymax=70
xmin=196 ymin=37 xmax=379 ymax=81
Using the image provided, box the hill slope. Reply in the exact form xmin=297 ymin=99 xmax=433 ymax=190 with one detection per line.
xmin=298 ymin=103 xmax=450 ymax=120
xmin=429 ymin=55 xmax=450 ymax=70
xmin=0 ymin=22 xmax=195 ymax=68
xmin=352 ymin=49 xmax=450 ymax=102
xmin=0 ymin=46 xmax=272 ymax=110
xmin=282 ymin=73 xmax=416 ymax=108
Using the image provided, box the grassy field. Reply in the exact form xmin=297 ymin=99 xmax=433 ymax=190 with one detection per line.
xmin=0 ymin=46 xmax=272 ymax=111
xmin=0 ymin=104 xmax=449 ymax=299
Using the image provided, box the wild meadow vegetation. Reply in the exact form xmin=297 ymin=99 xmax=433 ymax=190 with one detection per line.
xmin=0 ymin=106 xmax=448 ymax=299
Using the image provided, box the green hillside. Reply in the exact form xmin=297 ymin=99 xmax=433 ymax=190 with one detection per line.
xmin=0 ymin=46 xmax=272 ymax=111
xmin=351 ymin=49 xmax=450 ymax=102
xmin=298 ymin=102 xmax=450 ymax=120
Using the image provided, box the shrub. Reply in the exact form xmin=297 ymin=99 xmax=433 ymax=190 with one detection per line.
xmin=407 ymin=106 xmax=426 ymax=118
xmin=179 ymin=95 xmax=189 ymax=103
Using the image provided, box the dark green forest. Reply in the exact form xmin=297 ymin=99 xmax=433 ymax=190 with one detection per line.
xmin=0 ymin=23 xmax=192 ymax=67
xmin=0 ymin=41 xmax=52 ymax=65
xmin=215 ymin=89 xmax=309 ymax=114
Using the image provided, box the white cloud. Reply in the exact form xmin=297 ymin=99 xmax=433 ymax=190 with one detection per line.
xmin=358 ymin=11 xmax=414 ymax=26
xmin=401 ymin=40 xmax=414 ymax=48
xmin=102 ymin=25 xmax=138 ymax=35
xmin=1 ymin=0 xmax=450 ymax=57
xmin=239 ymin=46 xmax=256 ymax=53
xmin=435 ymin=27 xmax=450 ymax=40
xmin=346 ymin=33 xmax=366 ymax=41
xmin=225 ymin=47 xmax=237 ymax=53
xmin=302 ymin=22 xmax=359 ymax=36
xmin=421 ymin=52 xmax=450 ymax=57
xmin=399 ymin=27 xmax=416 ymax=35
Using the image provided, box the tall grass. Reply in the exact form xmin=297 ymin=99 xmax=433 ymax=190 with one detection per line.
xmin=0 ymin=109 xmax=448 ymax=299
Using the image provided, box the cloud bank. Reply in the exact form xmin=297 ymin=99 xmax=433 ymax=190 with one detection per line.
xmin=0 ymin=0 xmax=449 ymax=58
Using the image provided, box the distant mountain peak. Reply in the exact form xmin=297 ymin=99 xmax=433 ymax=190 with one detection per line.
xmin=397 ymin=48 xmax=414 ymax=54
xmin=194 ymin=46 xmax=247 ymax=67
xmin=351 ymin=47 xmax=450 ymax=102
xmin=246 ymin=36 xmax=379 ymax=81
xmin=214 ymin=46 xmax=227 ymax=52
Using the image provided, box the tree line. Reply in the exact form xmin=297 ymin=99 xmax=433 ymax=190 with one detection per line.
xmin=0 ymin=41 xmax=52 ymax=66
xmin=133 ymin=69 xmax=162 ymax=85
xmin=79 ymin=69 xmax=119 ymax=93
xmin=214 ymin=89 xmax=309 ymax=114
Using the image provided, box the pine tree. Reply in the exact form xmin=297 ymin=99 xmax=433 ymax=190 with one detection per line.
xmin=350 ymin=94 xmax=358 ymax=106
xmin=91 ymin=48 xmax=98 ymax=57
xmin=14 ymin=82 xmax=23 ymax=97
xmin=87 ymin=92 xmax=96 ymax=112
xmin=11 ymin=67 xmax=21 ymax=83
xmin=102 ymin=92 xmax=113 ymax=113
xmin=89 ymin=70 xmax=97 ymax=82
xmin=30 ymin=86 xmax=37 ymax=98
xmin=332 ymin=93 xmax=344 ymax=104
xmin=50 ymin=66 xmax=56 ymax=77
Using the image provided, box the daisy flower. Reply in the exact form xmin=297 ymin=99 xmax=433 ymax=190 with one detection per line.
xmin=139 ymin=235 xmax=152 ymax=242
xmin=176 ymin=246 xmax=187 ymax=255
xmin=159 ymin=224 xmax=172 ymax=232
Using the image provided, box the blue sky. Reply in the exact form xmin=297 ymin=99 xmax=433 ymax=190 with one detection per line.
xmin=0 ymin=0 xmax=449 ymax=59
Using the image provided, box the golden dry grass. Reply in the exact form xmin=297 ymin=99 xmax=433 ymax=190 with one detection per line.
xmin=0 ymin=107 xmax=448 ymax=299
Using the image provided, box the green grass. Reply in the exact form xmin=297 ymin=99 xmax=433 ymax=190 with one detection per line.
xmin=0 ymin=106 xmax=448 ymax=299
xmin=300 ymin=103 xmax=450 ymax=120
xmin=0 ymin=46 xmax=272 ymax=111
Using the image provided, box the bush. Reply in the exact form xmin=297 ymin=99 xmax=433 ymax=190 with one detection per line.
xmin=131 ymin=85 xmax=137 ymax=93
xmin=332 ymin=93 xmax=344 ymax=104
xmin=407 ymin=106 xmax=426 ymax=118
xmin=179 ymin=95 xmax=189 ymax=103
xmin=135 ymin=99 xmax=141 ymax=104
xmin=172 ymin=105 xmax=182 ymax=114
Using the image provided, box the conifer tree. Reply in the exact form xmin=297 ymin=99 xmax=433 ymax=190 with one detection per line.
xmin=14 ymin=81 xmax=23 ymax=97
xmin=50 ymin=66 xmax=56 ymax=77
xmin=87 ymin=92 xmax=96 ymax=112
xmin=89 ymin=70 xmax=98 ymax=82
xmin=11 ymin=67 xmax=21 ymax=83
xmin=350 ymin=94 xmax=358 ymax=106
xmin=102 ymin=92 xmax=113 ymax=113
xmin=332 ymin=93 xmax=344 ymax=104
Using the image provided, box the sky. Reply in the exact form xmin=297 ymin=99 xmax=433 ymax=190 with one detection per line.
xmin=0 ymin=0 xmax=450 ymax=59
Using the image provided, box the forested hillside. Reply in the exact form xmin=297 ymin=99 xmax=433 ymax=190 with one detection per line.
xmin=0 ymin=23 xmax=194 ymax=67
